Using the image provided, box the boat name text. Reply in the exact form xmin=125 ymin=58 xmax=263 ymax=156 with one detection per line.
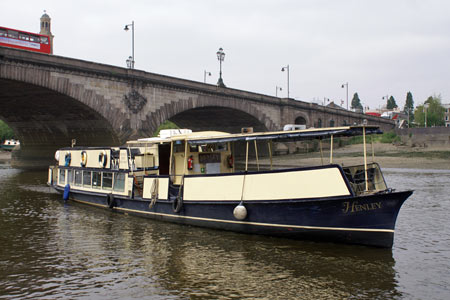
xmin=342 ymin=201 xmax=382 ymax=214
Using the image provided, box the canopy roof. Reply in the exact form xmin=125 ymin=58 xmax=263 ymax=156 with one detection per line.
xmin=166 ymin=125 xmax=382 ymax=145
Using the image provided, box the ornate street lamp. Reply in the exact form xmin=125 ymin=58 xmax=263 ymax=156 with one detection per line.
xmin=216 ymin=47 xmax=226 ymax=87
xmin=281 ymin=65 xmax=290 ymax=98
xmin=124 ymin=21 xmax=135 ymax=69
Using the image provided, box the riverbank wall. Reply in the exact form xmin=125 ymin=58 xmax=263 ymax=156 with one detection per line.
xmin=395 ymin=127 xmax=450 ymax=148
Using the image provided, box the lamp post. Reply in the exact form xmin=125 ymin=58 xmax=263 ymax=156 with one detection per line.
xmin=204 ymin=70 xmax=211 ymax=83
xmin=281 ymin=65 xmax=290 ymax=98
xmin=276 ymin=86 xmax=282 ymax=97
xmin=124 ymin=21 xmax=135 ymax=69
xmin=216 ymin=47 xmax=226 ymax=87
xmin=424 ymin=103 xmax=429 ymax=128
xmin=341 ymin=82 xmax=348 ymax=110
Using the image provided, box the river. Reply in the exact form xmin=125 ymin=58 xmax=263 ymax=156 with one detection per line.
xmin=0 ymin=162 xmax=449 ymax=299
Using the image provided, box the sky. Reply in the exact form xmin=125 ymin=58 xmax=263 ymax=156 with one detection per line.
xmin=2 ymin=0 xmax=450 ymax=111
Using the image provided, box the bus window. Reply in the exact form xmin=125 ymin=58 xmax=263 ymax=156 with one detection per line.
xmin=19 ymin=33 xmax=29 ymax=40
xmin=0 ymin=29 xmax=6 ymax=37
xmin=40 ymin=36 xmax=48 ymax=44
xmin=30 ymin=35 xmax=40 ymax=42
xmin=8 ymin=30 xmax=18 ymax=39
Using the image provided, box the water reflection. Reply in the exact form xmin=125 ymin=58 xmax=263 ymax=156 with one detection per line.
xmin=0 ymin=168 xmax=403 ymax=299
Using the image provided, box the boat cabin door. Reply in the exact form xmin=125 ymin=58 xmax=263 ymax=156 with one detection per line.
xmin=158 ymin=144 xmax=171 ymax=175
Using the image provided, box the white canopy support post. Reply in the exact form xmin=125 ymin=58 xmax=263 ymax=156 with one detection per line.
xmin=268 ymin=140 xmax=273 ymax=170
xmin=169 ymin=141 xmax=174 ymax=182
xmin=183 ymin=140 xmax=188 ymax=174
xmin=320 ymin=138 xmax=324 ymax=165
xmin=371 ymin=134 xmax=375 ymax=162
xmin=245 ymin=141 xmax=249 ymax=172
xmin=254 ymin=140 xmax=259 ymax=171
xmin=363 ymin=126 xmax=368 ymax=192
xmin=330 ymin=135 xmax=334 ymax=164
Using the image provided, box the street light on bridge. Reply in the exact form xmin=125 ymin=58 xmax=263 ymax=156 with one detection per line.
xmin=124 ymin=21 xmax=135 ymax=69
xmin=281 ymin=65 xmax=290 ymax=98
xmin=204 ymin=70 xmax=211 ymax=83
xmin=341 ymin=82 xmax=348 ymax=110
xmin=216 ymin=47 xmax=226 ymax=87
xmin=276 ymin=86 xmax=282 ymax=97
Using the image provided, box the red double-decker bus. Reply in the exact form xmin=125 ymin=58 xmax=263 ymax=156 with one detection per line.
xmin=0 ymin=26 xmax=51 ymax=54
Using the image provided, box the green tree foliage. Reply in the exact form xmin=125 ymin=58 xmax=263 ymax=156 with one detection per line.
xmin=414 ymin=95 xmax=445 ymax=127
xmin=0 ymin=120 xmax=14 ymax=142
xmin=403 ymin=92 xmax=414 ymax=122
xmin=386 ymin=96 xmax=398 ymax=109
xmin=152 ymin=120 xmax=179 ymax=136
xmin=351 ymin=92 xmax=363 ymax=111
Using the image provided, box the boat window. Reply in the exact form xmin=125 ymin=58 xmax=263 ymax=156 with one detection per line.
xmin=67 ymin=169 xmax=74 ymax=184
xmin=83 ymin=171 xmax=92 ymax=187
xmin=113 ymin=173 xmax=125 ymax=192
xmin=102 ymin=172 xmax=113 ymax=189
xmin=74 ymin=170 xmax=82 ymax=186
xmin=198 ymin=143 xmax=227 ymax=152
xmin=92 ymin=172 xmax=102 ymax=189
xmin=173 ymin=141 xmax=185 ymax=153
xmin=59 ymin=169 xmax=66 ymax=185
xmin=189 ymin=144 xmax=199 ymax=152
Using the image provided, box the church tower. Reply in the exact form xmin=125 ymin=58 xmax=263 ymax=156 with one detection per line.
xmin=39 ymin=11 xmax=54 ymax=54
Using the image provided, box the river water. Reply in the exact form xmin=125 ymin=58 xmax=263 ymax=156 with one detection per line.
xmin=0 ymin=162 xmax=449 ymax=299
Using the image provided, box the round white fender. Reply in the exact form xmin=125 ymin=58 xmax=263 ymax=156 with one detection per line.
xmin=233 ymin=203 xmax=247 ymax=220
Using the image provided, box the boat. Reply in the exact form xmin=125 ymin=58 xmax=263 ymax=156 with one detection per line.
xmin=47 ymin=125 xmax=413 ymax=248
xmin=1 ymin=139 xmax=20 ymax=151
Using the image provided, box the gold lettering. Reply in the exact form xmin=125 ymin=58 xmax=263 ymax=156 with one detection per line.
xmin=342 ymin=201 xmax=382 ymax=214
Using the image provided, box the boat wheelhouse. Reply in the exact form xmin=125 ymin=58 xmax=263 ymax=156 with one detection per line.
xmin=48 ymin=126 xmax=412 ymax=247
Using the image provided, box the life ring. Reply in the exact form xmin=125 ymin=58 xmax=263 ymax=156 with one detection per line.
xmin=80 ymin=151 xmax=87 ymax=167
xmin=107 ymin=193 xmax=115 ymax=208
xmin=63 ymin=184 xmax=70 ymax=201
xmin=172 ymin=196 xmax=183 ymax=213
xmin=64 ymin=152 xmax=71 ymax=166
xmin=98 ymin=150 xmax=107 ymax=168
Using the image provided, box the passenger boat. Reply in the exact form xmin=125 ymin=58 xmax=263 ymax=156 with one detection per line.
xmin=48 ymin=125 xmax=413 ymax=248
xmin=1 ymin=139 xmax=20 ymax=151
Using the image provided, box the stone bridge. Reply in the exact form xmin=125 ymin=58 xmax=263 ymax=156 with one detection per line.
xmin=0 ymin=47 xmax=394 ymax=167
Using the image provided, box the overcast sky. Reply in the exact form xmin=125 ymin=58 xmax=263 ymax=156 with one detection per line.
xmin=2 ymin=0 xmax=450 ymax=110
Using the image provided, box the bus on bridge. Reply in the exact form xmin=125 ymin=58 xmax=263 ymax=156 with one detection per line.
xmin=0 ymin=26 xmax=51 ymax=54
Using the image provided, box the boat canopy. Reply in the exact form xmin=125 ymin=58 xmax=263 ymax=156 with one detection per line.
xmin=183 ymin=126 xmax=382 ymax=145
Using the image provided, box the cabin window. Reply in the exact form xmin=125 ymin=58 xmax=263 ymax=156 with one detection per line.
xmin=92 ymin=172 xmax=102 ymax=189
xmin=67 ymin=169 xmax=74 ymax=184
xmin=173 ymin=141 xmax=185 ymax=153
xmin=199 ymin=143 xmax=227 ymax=152
xmin=74 ymin=170 xmax=82 ymax=186
xmin=83 ymin=171 xmax=92 ymax=187
xmin=59 ymin=169 xmax=66 ymax=185
xmin=102 ymin=172 xmax=113 ymax=189
xmin=113 ymin=173 xmax=125 ymax=192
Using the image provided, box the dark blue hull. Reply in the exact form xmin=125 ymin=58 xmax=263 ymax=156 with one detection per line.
xmin=54 ymin=185 xmax=412 ymax=248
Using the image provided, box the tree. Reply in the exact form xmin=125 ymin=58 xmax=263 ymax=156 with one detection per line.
xmin=414 ymin=95 xmax=445 ymax=127
xmin=403 ymin=92 xmax=414 ymax=123
xmin=351 ymin=93 xmax=363 ymax=111
xmin=0 ymin=120 xmax=14 ymax=142
xmin=386 ymin=96 xmax=398 ymax=109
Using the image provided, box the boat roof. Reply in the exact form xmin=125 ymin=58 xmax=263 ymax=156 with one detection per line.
xmin=128 ymin=125 xmax=382 ymax=145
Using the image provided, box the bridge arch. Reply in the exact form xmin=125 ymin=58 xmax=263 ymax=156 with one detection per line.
xmin=146 ymin=96 xmax=278 ymax=134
